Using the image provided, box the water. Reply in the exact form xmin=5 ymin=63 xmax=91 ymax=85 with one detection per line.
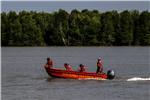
xmin=2 ymin=47 xmax=150 ymax=100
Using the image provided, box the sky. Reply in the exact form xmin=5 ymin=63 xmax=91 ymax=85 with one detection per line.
xmin=1 ymin=1 xmax=149 ymax=13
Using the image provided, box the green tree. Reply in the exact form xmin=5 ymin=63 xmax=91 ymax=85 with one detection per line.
xmin=19 ymin=11 xmax=44 ymax=46
xmin=1 ymin=10 xmax=150 ymax=46
xmin=111 ymin=11 xmax=120 ymax=45
xmin=139 ymin=11 xmax=150 ymax=45
xmin=131 ymin=10 xmax=140 ymax=45
xmin=81 ymin=10 xmax=101 ymax=45
xmin=1 ymin=12 xmax=9 ymax=46
xmin=7 ymin=11 xmax=18 ymax=45
xmin=68 ymin=9 xmax=82 ymax=45
xmin=46 ymin=9 xmax=69 ymax=46
xmin=100 ymin=12 xmax=115 ymax=45
xmin=117 ymin=10 xmax=133 ymax=45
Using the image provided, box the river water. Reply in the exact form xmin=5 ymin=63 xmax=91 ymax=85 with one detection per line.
xmin=2 ymin=47 xmax=150 ymax=100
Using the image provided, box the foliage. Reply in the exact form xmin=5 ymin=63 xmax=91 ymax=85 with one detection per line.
xmin=1 ymin=10 xmax=150 ymax=46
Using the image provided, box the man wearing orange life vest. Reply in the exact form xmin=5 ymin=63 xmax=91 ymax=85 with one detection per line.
xmin=96 ymin=58 xmax=103 ymax=73
xmin=44 ymin=57 xmax=53 ymax=68
xmin=64 ymin=63 xmax=72 ymax=71
xmin=78 ymin=64 xmax=86 ymax=72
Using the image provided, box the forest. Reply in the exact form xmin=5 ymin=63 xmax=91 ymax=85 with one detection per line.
xmin=1 ymin=9 xmax=150 ymax=46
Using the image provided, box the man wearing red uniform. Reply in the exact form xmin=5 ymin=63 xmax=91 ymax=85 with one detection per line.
xmin=96 ymin=58 xmax=103 ymax=73
xmin=78 ymin=64 xmax=86 ymax=72
xmin=44 ymin=57 xmax=53 ymax=68
xmin=64 ymin=63 xmax=72 ymax=71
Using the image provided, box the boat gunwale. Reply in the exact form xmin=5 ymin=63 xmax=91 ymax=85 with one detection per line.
xmin=45 ymin=67 xmax=107 ymax=79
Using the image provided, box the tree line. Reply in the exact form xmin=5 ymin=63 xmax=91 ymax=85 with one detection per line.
xmin=1 ymin=9 xmax=150 ymax=46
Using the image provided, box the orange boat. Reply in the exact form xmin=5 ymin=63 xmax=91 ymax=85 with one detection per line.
xmin=45 ymin=67 xmax=115 ymax=80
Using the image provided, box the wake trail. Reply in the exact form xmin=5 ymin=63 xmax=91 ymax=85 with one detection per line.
xmin=126 ymin=77 xmax=150 ymax=81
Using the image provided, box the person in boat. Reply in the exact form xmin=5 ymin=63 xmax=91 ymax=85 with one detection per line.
xmin=78 ymin=64 xmax=86 ymax=72
xmin=96 ymin=58 xmax=103 ymax=74
xmin=44 ymin=57 xmax=53 ymax=68
xmin=64 ymin=63 xmax=72 ymax=71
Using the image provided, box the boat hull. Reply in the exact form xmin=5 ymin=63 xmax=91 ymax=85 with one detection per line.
xmin=45 ymin=67 xmax=108 ymax=80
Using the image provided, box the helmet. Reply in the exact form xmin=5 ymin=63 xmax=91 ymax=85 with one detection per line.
xmin=98 ymin=57 xmax=101 ymax=60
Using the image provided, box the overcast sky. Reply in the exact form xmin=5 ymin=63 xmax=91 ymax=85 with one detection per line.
xmin=1 ymin=1 xmax=149 ymax=13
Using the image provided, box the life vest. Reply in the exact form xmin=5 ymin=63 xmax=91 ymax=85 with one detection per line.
xmin=79 ymin=66 xmax=86 ymax=72
xmin=97 ymin=60 xmax=102 ymax=68
xmin=47 ymin=60 xmax=53 ymax=68
xmin=65 ymin=65 xmax=72 ymax=71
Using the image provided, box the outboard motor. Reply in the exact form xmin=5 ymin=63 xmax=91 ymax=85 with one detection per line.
xmin=107 ymin=70 xmax=115 ymax=80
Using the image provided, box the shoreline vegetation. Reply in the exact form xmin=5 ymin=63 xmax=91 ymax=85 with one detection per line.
xmin=1 ymin=9 xmax=150 ymax=46
xmin=1 ymin=46 xmax=150 ymax=47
